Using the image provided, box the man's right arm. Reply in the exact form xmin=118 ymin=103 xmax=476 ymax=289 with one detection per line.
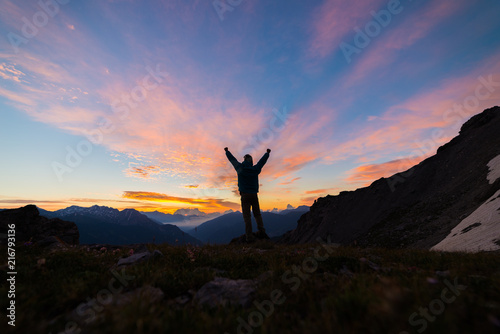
xmin=225 ymin=149 xmax=239 ymax=170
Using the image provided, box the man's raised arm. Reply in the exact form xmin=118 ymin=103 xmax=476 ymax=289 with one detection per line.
xmin=255 ymin=149 xmax=271 ymax=169
xmin=225 ymin=147 xmax=239 ymax=169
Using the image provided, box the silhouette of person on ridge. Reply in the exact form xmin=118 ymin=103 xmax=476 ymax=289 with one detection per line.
xmin=225 ymin=147 xmax=270 ymax=242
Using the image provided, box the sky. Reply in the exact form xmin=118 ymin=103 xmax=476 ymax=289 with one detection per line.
xmin=0 ymin=0 xmax=499 ymax=214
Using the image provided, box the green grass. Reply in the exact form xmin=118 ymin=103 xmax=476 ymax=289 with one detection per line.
xmin=1 ymin=242 xmax=500 ymax=334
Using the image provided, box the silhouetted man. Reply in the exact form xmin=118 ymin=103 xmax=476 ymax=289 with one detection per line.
xmin=225 ymin=147 xmax=270 ymax=242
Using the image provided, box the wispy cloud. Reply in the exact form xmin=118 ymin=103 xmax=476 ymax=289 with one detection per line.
xmin=324 ymin=53 xmax=500 ymax=166
xmin=344 ymin=156 xmax=427 ymax=185
xmin=278 ymin=177 xmax=301 ymax=185
xmin=125 ymin=165 xmax=161 ymax=179
xmin=0 ymin=62 xmax=26 ymax=82
xmin=342 ymin=1 xmax=469 ymax=87
xmin=307 ymin=0 xmax=387 ymax=59
xmin=304 ymin=188 xmax=337 ymax=195
xmin=122 ymin=191 xmax=239 ymax=211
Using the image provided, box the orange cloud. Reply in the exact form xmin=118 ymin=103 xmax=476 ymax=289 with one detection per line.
xmin=304 ymin=188 xmax=337 ymax=195
xmin=125 ymin=165 xmax=161 ymax=179
xmin=278 ymin=177 xmax=301 ymax=185
xmin=299 ymin=196 xmax=320 ymax=206
xmin=122 ymin=191 xmax=239 ymax=212
xmin=345 ymin=155 xmax=427 ymax=186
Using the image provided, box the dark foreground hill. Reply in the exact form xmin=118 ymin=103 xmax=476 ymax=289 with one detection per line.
xmin=4 ymin=241 xmax=500 ymax=333
xmin=282 ymin=106 xmax=500 ymax=249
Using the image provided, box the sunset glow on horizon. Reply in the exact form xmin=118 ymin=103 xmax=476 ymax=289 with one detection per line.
xmin=1 ymin=0 xmax=499 ymax=214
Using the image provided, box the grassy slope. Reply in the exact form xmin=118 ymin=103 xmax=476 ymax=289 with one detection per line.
xmin=1 ymin=242 xmax=499 ymax=334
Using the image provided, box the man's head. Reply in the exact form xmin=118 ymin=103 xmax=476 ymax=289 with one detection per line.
xmin=243 ymin=154 xmax=253 ymax=164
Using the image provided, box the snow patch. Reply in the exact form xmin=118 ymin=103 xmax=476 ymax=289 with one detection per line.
xmin=431 ymin=189 xmax=500 ymax=252
xmin=487 ymin=154 xmax=500 ymax=184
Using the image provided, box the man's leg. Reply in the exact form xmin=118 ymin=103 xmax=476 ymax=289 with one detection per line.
xmin=240 ymin=193 xmax=253 ymax=239
xmin=251 ymin=193 xmax=266 ymax=234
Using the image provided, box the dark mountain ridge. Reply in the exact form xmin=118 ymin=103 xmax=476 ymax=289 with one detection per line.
xmin=39 ymin=205 xmax=201 ymax=245
xmin=282 ymin=106 xmax=500 ymax=248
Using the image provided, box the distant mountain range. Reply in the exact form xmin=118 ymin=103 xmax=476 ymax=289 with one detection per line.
xmin=39 ymin=205 xmax=201 ymax=245
xmin=139 ymin=209 xmax=222 ymax=225
xmin=282 ymin=106 xmax=500 ymax=252
xmin=277 ymin=205 xmax=309 ymax=215
xmin=30 ymin=205 xmax=309 ymax=246
xmin=186 ymin=206 xmax=309 ymax=244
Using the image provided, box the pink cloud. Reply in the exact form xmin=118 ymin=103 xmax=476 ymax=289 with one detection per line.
xmin=304 ymin=188 xmax=337 ymax=195
xmin=343 ymin=1 xmax=469 ymax=87
xmin=278 ymin=177 xmax=301 ymax=185
xmin=307 ymin=0 xmax=387 ymax=59
xmin=325 ymin=53 xmax=500 ymax=165
xmin=345 ymin=156 xmax=427 ymax=185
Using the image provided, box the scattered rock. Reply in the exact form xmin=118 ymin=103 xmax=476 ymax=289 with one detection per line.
xmin=116 ymin=249 xmax=163 ymax=267
xmin=114 ymin=285 xmax=164 ymax=307
xmin=70 ymin=285 xmax=164 ymax=325
xmin=339 ymin=265 xmax=354 ymax=278
xmin=194 ymin=277 xmax=256 ymax=308
xmin=426 ymin=277 xmax=439 ymax=284
xmin=359 ymin=257 xmax=380 ymax=271
xmin=152 ymin=249 xmax=164 ymax=257
xmin=36 ymin=258 xmax=46 ymax=268
xmin=173 ymin=290 xmax=196 ymax=306
xmin=35 ymin=236 xmax=67 ymax=249
xmin=117 ymin=251 xmax=150 ymax=266
xmin=435 ymin=270 xmax=450 ymax=277
xmin=193 ymin=267 xmax=227 ymax=275
xmin=488 ymin=314 xmax=500 ymax=327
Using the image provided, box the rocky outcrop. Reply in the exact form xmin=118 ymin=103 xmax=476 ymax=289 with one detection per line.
xmin=282 ymin=106 xmax=500 ymax=249
xmin=0 ymin=205 xmax=79 ymax=246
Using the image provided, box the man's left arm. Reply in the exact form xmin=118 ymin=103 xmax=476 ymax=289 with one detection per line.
xmin=225 ymin=148 xmax=240 ymax=170
xmin=255 ymin=149 xmax=270 ymax=169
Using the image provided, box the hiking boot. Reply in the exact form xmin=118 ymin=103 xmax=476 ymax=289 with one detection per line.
xmin=255 ymin=230 xmax=270 ymax=239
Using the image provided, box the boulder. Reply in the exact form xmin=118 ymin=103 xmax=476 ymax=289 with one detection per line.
xmin=116 ymin=249 xmax=163 ymax=267
xmin=194 ymin=277 xmax=256 ymax=308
